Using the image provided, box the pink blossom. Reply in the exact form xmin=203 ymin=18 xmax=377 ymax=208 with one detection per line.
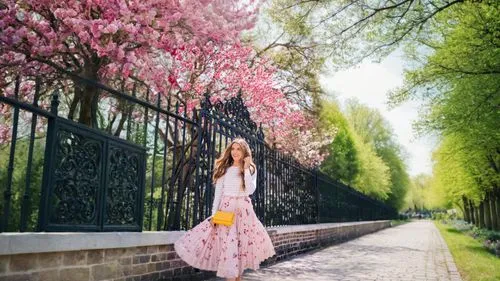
xmin=0 ymin=0 xmax=330 ymax=165
xmin=0 ymin=124 xmax=11 ymax=144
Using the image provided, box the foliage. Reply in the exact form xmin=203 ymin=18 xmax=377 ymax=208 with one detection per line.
xmin=249 ymin=0 xmax=498 ymax=203
xmin=249 ymin=1 xmax=326 ymax=112
xmin=248 ymin=2 xmax=339 ymax=165
xmin=404 ymin=174 xmax=435 ymax=210
xmin=431 ymin=135 xmax=484 ymax=207
xmin=380 ymin=145 xmax=410 ymax=210
xmin=448 ymin=219 xmax=473 ymax=232
xmin=446 ymin=219 xmax=500 ymax=258
xmin=319 ymin=99 xmax=359 ymax=185
xmin=432 ymin=211 xmax=458 ymax=222
xmin=389 ymin=1 xmax=500 ymax=207
xmin=351 ymin=131 xmax=391 ymax=200
xmin=484 ymin=240 xmax=500 ymax=258
xmin=248 ymin=0 xmax=485 ymax=169
xmin=470 ymin=226 xmax=500 ymax=243
xmin=390 ymin=219 xmax=410 ymax=227
xmin=254 ymin=0 xmax=499 ymax=208
xmin=436 ymin=220 xmax=500 ymax=281
xmin=0 ymin=139 xmax=45 ymax=231
xmin=319 ymin=98 xmax=409 ymax=202
xmin=344 ymin=99 xmax=409 ymax=207
xmin=259 ymin=0 xmax=477 ymax=69
xmin=318 ymin=98 xmax=411 ymax=205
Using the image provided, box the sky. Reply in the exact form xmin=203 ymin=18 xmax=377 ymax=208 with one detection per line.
xmin=319 ymin=52 xmax=437 ymax=177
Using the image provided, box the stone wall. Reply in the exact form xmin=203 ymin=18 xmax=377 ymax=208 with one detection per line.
xmin=0 ymin=221 xmax=390 ymax=281
xmin=267 ymin=221 xmax=390 ymax=264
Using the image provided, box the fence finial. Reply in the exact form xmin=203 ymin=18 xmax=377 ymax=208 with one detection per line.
xmin=50 ymin=90 xmax=60 ymax=116
xmin=201 ymin=92 xmax=210 ymax=110
xmin=258 ymin=123 xmax=265 ymax=141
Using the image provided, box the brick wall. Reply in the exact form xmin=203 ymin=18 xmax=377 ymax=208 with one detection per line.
xmin=0 ymin=245 xmax=213 ymax=281
xmin=266 ymin=221 xmax=389 ymax=264
xmin=0 ymin=221 xmax=390 ymax=281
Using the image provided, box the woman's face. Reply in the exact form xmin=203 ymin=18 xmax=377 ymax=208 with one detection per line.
xmin=230 ymin=143 xmax=245 ymax=163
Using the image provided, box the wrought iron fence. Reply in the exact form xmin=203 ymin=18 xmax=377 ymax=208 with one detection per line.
xmin=0 ymin=74 xmax=396 ymax=233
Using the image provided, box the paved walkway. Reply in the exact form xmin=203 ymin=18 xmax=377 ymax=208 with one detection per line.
xmin=210 ymin=220 xmax=462 ymax=281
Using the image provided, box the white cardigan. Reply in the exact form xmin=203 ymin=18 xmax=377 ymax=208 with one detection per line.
xmin=211 ymin=166 xmax=257 ymax=215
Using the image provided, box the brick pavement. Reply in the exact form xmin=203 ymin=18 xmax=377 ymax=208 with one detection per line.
xmin=209 ymin=220 xmax=462 ymax=281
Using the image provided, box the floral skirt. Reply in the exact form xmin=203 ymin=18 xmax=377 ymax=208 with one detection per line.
xmin=174 ymin=195 xmax=276 ymax=278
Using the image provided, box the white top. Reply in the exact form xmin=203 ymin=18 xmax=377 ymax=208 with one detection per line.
xmin=211 ymin=166 xmax=257 ymax=215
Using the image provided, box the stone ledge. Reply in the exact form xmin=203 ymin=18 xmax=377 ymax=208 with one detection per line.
xmin=0 ymin=231 xmax=185 ymax=256
xmin=0 ymin=220 xmax=389 ymax=256
xmin=268 ymin=220 xmax=389 ymax=234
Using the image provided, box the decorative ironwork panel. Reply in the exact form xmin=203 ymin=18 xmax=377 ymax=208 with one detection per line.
xmin=50 ymin=129 xmax=102 ymax=226
xmin=39 ymin=118 xmax=146 ymax=232
xmin=104 ymin=143 xmax=145 ymax=230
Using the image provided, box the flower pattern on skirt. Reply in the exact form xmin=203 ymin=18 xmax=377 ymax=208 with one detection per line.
xmin=174 ymin=196 xmax=276 ymax=278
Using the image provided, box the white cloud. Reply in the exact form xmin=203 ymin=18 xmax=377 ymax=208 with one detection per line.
xmin=319 ymin=53 xmax=434 ymax=176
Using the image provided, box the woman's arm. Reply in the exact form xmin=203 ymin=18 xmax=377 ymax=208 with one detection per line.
xmin=244 ymin=168 xmax=257 ymax=195
xmin=211 ymin=176 xmax=223 ymax=216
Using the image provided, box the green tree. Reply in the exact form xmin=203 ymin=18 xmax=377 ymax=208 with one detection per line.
xmin=255 ymin=0 xmax=485 ymax=70
xmin=318 ymin=98 xmax=410 ymax=203
xmin=248 ymin=1 xmax=329 ymax=114
xmin=344 ymin=99 xmax=410 ymax=209
xmin=405 ymin=174 xmax=434 ymax=211
xmin=431 ymin=135 xmax=482 ymax=207
xmin=380 ymin=146 xmax=411 ymax=211
xmin=389 ymin=1 xmax=499 ymax=229
xmin=352 ymin=132 xmax=392 ymax=200
xmin=319 ymin=100 xmax=360 ymax=185
xmin=0 ymin=139 xmax=45 ymax=232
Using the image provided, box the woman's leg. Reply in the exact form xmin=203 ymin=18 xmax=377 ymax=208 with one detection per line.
xmin=226 ymin=278 xmax=236 ymax=281
xmin=235 ymin=276 xmax=242 ymax=281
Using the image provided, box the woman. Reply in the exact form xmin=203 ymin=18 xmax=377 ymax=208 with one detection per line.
xmin=174 ymin=138 xmax=275 ymax=281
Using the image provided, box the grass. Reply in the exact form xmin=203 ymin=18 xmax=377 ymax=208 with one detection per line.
xmin=390 ymin=219 xmax=410 ymax=227
xmin=435 ymin=221 xmax=500 ymax=281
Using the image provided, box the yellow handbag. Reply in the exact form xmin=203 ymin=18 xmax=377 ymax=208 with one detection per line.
xmin=212 ymin=176 xmax=243 ymax=226
xmin=212 ymin=210 xmax=235 ymax=226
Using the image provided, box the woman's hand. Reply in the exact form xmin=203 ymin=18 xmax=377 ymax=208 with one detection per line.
xmin=243 ymin=156 xmax=252 ymax=169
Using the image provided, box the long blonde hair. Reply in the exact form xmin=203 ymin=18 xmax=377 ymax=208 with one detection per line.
xmin=212 ymin=138 xmax=256 ymax=190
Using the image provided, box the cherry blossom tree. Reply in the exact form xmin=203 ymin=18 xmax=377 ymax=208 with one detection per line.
xmin=0 ymin=0 xmax=258 ymax=123
xmin=0 ymin=0 xmax=331 ymax=166
xmin=164 ymin=42 xmax=333 ymax=166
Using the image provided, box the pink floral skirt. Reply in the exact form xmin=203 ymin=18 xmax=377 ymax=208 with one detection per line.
xmin=174 ymin=196 xmax=276 ymax=278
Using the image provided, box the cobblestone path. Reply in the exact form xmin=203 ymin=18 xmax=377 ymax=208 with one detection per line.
xmin=210 ymin=220 xmax=462 ymax=281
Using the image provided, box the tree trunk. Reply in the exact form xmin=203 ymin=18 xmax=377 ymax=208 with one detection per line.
xmin=468 ymin=200 xmax=474 ymax=224
xmin=165 ymin=132 xmax=200 ymax=230
xmin=68 ymin=86 xmax=81 ymax=121
xmin=469 ymin=200 xmax=476 ymax=225
xmin=496 ymin=190 xmax=500 ymax=231
xmin=474 ymin=203 xmax=480 ymax=227
xmin=479 ymin=201 xmax=485 ymax=228
xmin=462 ymin=196 xmax=470 ymax=222
xmin=489 ymin=191 xmax=498 ymax=231
xmin=78 ymin=84 xmax=99 ymax=127
xmin=75 ymin=67 xmax=100 ymax=127
xmin=484 ymin=193 xmax=492 ymax=229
